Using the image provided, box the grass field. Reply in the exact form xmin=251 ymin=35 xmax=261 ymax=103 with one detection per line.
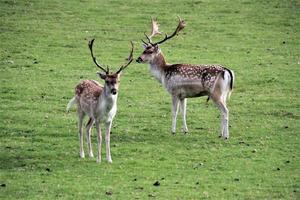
xmin=0 ymin=0 xmax=299 ymax=199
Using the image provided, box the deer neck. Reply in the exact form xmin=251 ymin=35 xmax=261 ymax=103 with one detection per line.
xmin=100 ymin=86 xmax=118 ymax=108
xmin=149 ymin=52 xmax=168 ymax=83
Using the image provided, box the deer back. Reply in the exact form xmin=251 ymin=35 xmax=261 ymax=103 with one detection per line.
xmin=163 ymin=64 xmax=228 ymax=98
xmin=75 ymin=80 xmax=103 ymax=114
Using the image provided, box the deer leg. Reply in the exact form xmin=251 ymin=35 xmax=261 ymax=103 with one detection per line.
xmin=105 ymin=121 xmax=113 ymax=163
xmin=171 ymin=95 xmax=180 ymax=134
xmin=179 ymin=98 xmax=188 ymax=133
xmin=221 ymin=103 xmax=229 ymax=139
xmin=211 ymin=76 xmax=230 ymax=139
xmin=95 ymin=120 xmax=102 ymax=163
xmin=222 ymin=100 xmax=229 ymax=139
xmin=86 ymin=118 xmax=94 ymax=158
xmin=221 ymin=93 xmax=230 ymax=139
xmin=213 ymin=99 xmax=229 ymax=139
xmin=78 ymin=112 xmax=85 ymax=158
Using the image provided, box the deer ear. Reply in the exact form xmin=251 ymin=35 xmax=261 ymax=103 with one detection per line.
xmin=97 ymin=72 xmax=106 ymax=80
xmin=154 ymin=44 xmax=159 ymax=51
xmin=142 ymin=43 xmax=147 ymax=49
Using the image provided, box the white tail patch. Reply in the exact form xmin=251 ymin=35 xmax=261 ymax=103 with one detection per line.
xmin=66 ymin=96 xmax=76 ymax=112
xmin=226 ymin=69 xmax=234 ymax=100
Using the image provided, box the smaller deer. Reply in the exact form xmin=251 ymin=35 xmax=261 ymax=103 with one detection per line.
xmin=67 ymin=39 xmax=134 ymax=163
xmin=136 ymin=17 xmax=234 ymax=139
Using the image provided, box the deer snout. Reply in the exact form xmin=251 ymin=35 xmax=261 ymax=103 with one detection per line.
xmin=111 ymin=88 xmax=117 ymax=95
xmin=136 ymin=57 xmax=143 ymax=63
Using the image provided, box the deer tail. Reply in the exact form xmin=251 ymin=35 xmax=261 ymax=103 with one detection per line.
xmin=224 ymin=68 xmax=234 ymax=99
xmin=66 ymin=97 xmax=76 ymax=113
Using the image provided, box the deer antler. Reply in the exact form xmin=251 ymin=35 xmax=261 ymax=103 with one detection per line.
xmin=142 ymin=32 xmax=152 ymax=45
xmin=116 ymin=41 xmax=134 ymax=74
xmin=142 ymin=17 xmax=162 ymax=45
xmin=149 ymin=17 xmax=162 ymax=38
xmin=88 ymin=39 xmax=109 ymax=74
xmin=154 ymin=16 xmax=186 ymax=45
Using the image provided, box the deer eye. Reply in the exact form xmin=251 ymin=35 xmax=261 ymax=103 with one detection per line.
xmin=146 ymin=50 xmax=153 ymax=54
xmin=105 ymin=81 xmax=109 ymax=84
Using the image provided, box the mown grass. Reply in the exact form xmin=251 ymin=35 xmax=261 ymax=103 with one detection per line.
xmin=0 ymin=0 xmax=299 ymax=199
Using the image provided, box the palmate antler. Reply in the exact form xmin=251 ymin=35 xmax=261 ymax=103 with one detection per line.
xmin=154 ymin=16 xmax=186 ymax=45
xmin=142 ymin=17 xmax=162 ymax=45
xmin=142 ymin=16 xmax=186 ymax=46
xmin=150 ymin=17 xmax=162 ymax=38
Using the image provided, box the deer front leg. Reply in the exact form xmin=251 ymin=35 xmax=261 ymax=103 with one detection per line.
xmin=179 ymin=98 xmax=188 ymax=133
xmin=95 ymin=120 xmax=102 ymax=163
xmin=171 ymin=95 xmax=180 ymax=134
xmin=105 ymin=121 xmax=113 ymax=163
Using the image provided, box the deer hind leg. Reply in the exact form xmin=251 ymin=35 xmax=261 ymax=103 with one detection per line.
xmin=78 ymin=111 xmax=85 ymax=158
xmin=179 ymin=98 xmax=188 ymax=133
xmin=95 ymin=120 xmax=102 ymax=163
xmin=211 ymin=91 xmax=229 ymax=139
xmin=211 ymin=81 xmax=229 ymax=139
xmin=105 ymin=121 xmax=113 ymax=163
xmin=86 ymin=118 xmax=94 ymax=158
xmin=171 ymin=95 xmax=180 ymax=134
xmin=221 ymin=93 xmax=230 ymax=139
xmin=218 ymin=100 xmax=229 ymax=139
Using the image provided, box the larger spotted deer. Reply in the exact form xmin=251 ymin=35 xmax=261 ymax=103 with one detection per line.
xmin=67 ymin=39 xmax=134 ymax=163
xmin=136 ymin=17 xmax=234 ymax=139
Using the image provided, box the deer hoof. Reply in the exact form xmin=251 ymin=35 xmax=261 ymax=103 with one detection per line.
xmin=182 ymin=128 xmax=189 ymax=134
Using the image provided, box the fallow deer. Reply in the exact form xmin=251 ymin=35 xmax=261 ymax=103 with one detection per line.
xmin=136 ymin=17 xmax=234 ymax=139
xmin=67 ymin=39 xmax=134 ymax=163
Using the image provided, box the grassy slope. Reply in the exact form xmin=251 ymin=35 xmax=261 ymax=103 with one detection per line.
xmin=0 ymin=0 xmax=299 ymax=199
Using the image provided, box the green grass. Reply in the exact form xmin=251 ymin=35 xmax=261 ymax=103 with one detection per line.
xmin=1 ymin=0 xmax=299 ymax=199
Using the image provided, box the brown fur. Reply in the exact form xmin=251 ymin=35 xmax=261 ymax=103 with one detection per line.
xmin=75 ymin=80 xmax=103 ymax=99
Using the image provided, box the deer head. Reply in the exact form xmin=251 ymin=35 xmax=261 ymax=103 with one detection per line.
xmin=136 ymin=17 xmax=186 ymax=63
xmin=88 ymin=39 xmax=134 ymax=95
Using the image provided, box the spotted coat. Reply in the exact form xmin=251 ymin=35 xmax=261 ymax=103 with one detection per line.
xmin=161 ymin=64 xmax=229 ymax=99
xmin=74 ymin=80 xmax=105 ymax=120
xmin=75 ymin=80 xmax=102 ymax=100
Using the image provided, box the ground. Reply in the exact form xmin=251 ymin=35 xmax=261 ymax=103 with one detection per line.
xmin=0 ymin=0 xmax=299 ymax=199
